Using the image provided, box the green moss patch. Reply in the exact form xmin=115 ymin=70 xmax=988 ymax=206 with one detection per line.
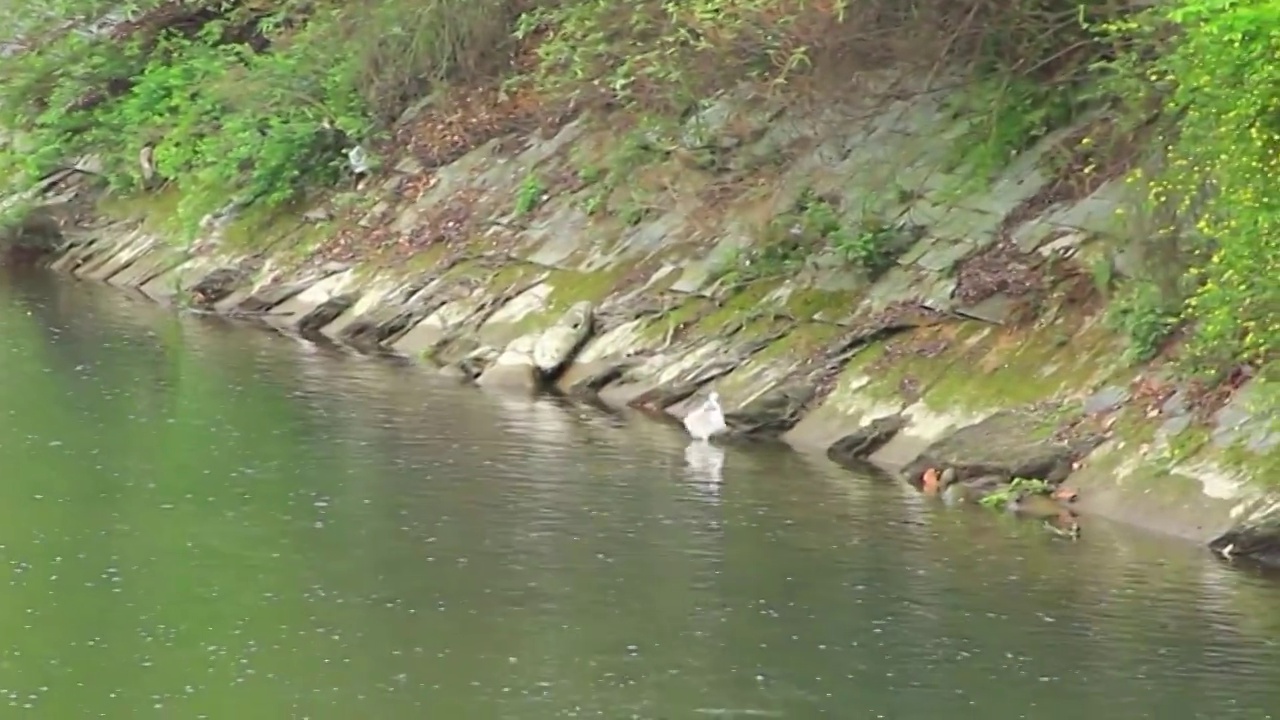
xmin=1220 ymin=438 xmax=1280 ymax=488
xmin=818 ymin=341 xmax=896 ymax=401
xmin=785 ymin=287 xmax=860 ymax=322
xmin=635 ymin=296 xmax=717 ymax=343
xmin=390 ymin=243 xmax=458 ymax=278
xmin=690 ymin=282 xmax=781 ymax=334
xmin=919 ymin=320 xmax=1125 ymax=412
xmin=97 ymin=189 xmax=185 ymax=238
xmin=744 ymin=321 xmax=842 ymax=366
xmin=545 ymin=266 xmax=630 ymax=311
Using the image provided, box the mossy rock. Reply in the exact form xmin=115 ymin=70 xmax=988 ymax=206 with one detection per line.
xmin=724 ymin=383 xmax=816 ymax=437
xmin=901 ymin=409 xmax=1076 ymax=488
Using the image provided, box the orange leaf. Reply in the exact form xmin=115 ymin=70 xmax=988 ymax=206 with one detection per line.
xmin=922 ymin=467 xmax=940 ymax=494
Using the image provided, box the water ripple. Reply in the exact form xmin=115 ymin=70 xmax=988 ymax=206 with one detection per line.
xmin=2 ymin=272 xmax=1280 ymax=718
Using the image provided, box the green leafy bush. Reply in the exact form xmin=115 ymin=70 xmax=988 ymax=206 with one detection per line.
xmin=336 ymin=0 xmax=517 ymax=123
xmin=0 ymin=0 xmax=512 ymax=237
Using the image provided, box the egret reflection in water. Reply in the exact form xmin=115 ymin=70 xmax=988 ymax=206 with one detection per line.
xmin=684 ymin=439 xmax=725 ymax=500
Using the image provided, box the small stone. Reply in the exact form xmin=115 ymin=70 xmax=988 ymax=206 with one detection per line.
xmin=358 ymin=201 xmax=391 ymax=228
xmin=914 ymin=240 xmax=975 ymax=273
xmin=826 ymin=415 xmax=907 ymax=469
xmin=457 ymin=346 xmax=500 ymax=379
xmin=74 ymin=154 xmax=104 ymax=174
xmin=955 ymin=293 xmax=1021 ymax=325
xmin=532 ymin=302 xmax=595 ymax=377
xmin=302 ymin=207 xmax=333 ymax=223
xmin=476 ymin=334 xmax=540 ymax=391
xmin=1083 ymin=385 xmax=1130 ymax=415
xmin=394 ymin=156 xmax=425 ymax=175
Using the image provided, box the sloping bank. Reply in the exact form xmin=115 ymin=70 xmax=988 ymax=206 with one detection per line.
xmin=18 ymin=75 xmax=1280 ymax=566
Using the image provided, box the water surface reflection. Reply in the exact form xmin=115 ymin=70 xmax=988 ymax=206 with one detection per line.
xmin=0 ymin=272 xmax=1278 ymax=719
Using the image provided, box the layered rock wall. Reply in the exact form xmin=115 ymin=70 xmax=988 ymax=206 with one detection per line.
xmin=23 ymin=73 xmax=1280 ymax=562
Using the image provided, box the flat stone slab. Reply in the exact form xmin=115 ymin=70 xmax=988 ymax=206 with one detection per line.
xmin=901 ymin=409 xmax=1076 ymax=486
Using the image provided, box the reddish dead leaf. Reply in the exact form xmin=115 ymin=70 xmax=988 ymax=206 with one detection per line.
xmin=1052 ymin=487 xmax=1079 ymax=503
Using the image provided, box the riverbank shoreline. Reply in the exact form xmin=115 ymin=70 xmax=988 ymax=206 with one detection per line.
xmin=8 ymin=75 xmax=1280 ymax=566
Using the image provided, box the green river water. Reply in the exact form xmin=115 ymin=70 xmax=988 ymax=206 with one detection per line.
xmin=2 ymin=270 xmax=1280 ymax=719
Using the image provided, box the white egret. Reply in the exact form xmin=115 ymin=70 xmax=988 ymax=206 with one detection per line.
xmin=683 ymin=391 xmax=727 ymax=442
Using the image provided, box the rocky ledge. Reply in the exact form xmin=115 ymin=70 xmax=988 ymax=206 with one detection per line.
xmin=8 ymin=72 xmax=1280 ymax=568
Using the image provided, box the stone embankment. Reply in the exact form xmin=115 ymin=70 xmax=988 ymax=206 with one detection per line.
xmin=9 ymin=73 xmax=1279 ymax=565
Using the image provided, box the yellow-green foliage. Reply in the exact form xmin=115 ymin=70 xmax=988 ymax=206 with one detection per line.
xmin=1106 ymin=0 xmax=1280 ymax=369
